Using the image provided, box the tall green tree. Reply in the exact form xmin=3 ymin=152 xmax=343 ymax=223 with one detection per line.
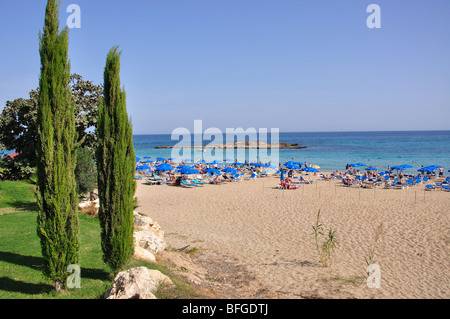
xmin=35 ymin=0 xmax=80 ymax=291
xmin=97 ymin=47 xmax=136 ymax=273
xmin=0 ymin=74 xmax=102 ymax=180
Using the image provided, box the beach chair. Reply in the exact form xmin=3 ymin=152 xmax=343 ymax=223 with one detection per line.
xmin=442 ymin=185 xmax=450 ymax=192
xmin=246 ymin=173 xmax=256 ymax=180
xmin=181 ymin=180 xmax=197 ymax=187
xmin=406 ymin=179 xmax=415 ymax=187
xmin=425 ymin=184 xmax=435 ymax=191
xmin=232 ymin=174 xmax=242 ymax=182
xmin=393 ymin=182 xmax=403 ymax=189
xmin=192 ymin=179 xmax=206 ymax=186
xmin=144 ymin=178 xmax=160 ymax=185
xmin=300 ymin=176 xmax=313 ymax=184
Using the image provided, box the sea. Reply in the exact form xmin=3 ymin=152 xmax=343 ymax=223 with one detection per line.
xmin=134 ymin=130 xmax=450 ymax=174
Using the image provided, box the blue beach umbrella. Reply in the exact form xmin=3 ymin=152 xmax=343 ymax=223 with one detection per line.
xmin=204 ymin=168 xmax=221 ymax=175
xmin=143 ymin=156 xmax=152 ymax=159
xmin=365 ymin=167 xmax=378 ymax=171
xmin=250 ymin=163 xmax=263 ymax=167
xmin=233 ymin=162 xmax=244 ymax=166
xmin=136 ymin=157 xmax=141 ymax=162
xmin=155 ymin=163 xmax=172 ymax=171
xmin=418 ymin=167 xmax=433 ymax=172
xmin=286 ymin=164 xmax=300 ymax=170
xmin=136 ymin=165 xmax=151 ymax=170
xmin=302 ymin=167 xmax=318 ymax=172
xmin=179 ymin=168 xmax=199 ymax=175
xmin=222 ymin=167 xmax=238 ymax=174
xmin=401 ymin=164 xmax=413 ymax=168
xmin=349 ymin=163 xmax=365 ymax=168
xmin=156 ymin=157 xmax=166 ymax=161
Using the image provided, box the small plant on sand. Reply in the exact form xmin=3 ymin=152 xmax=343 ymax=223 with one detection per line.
xmin=312 ymin=210 xmax=339 ymax=267
xmin=364 ymin=223 xmax=383 ymax=276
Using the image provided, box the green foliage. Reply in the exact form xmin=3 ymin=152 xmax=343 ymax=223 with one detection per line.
xmin=0 ymin=156 xmax=35 ymax=181
xmin=71 ymin=74 xmax=103 ymax=154
xmin=312 ymin=210 xmax=339 ymax=267
xmin=0 ymin=91 xmax=39 ymax=178
xmin=75 ymin=147 xmax=97 ymax=196
xmin=35 ymin=0 xmax=80 ymax=291
xmin=97 ymin=47 xmax=136 ymax=274
xmin=0 ymin=181 xmax=202 ymax=299
xmin=0 ymin=75 xmax=101 ymax=180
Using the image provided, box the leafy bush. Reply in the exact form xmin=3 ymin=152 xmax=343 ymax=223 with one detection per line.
xmin=75 ymin=147 xmax=97 ymax=196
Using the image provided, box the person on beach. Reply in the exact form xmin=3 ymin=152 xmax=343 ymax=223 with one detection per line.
xmin=344 ymin=176 xmax=352 ymax=186
xmin=439 ymin=167 xmax=444 ymax=177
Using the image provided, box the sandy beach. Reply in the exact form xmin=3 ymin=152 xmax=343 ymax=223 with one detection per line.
xmin=135 ymin=173 xmax=450 ymax=299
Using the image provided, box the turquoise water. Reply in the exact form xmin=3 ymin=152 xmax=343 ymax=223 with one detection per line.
xmin=134 ymin=130 xmax=450 ymax=174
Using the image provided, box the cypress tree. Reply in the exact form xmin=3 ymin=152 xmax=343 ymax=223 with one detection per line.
xmin=97 ymin=47 xmax=136 ymax=273
xmin=36 ymin=0 xmax=79 ymax=291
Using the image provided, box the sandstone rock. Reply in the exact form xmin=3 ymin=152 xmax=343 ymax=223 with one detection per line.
xmin=134 ymin=246 xmax=156 ymax=263
xmin=134 ymin=230 xmax=167 ymax=254
xmin=105 ymin=266 xmax=173 ymax=299
xmin=133 ymin=212 xmax=164 ymax=240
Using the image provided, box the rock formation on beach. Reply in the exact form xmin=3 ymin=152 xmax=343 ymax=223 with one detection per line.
xmin=104 ymin=266 xmax=174 ymax=299
xmin=155 ymin=141 xmax=306 ymax=149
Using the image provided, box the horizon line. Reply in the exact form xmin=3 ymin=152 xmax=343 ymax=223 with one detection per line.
xmin=132 ymin=129 xmax=450 ymax=136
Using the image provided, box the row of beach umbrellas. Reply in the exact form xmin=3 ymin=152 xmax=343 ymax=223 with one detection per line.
xmin=347 ymin=163 xmax=443 ymax=173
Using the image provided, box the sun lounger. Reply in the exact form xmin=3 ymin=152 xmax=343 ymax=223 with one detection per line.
xmin=442 ymin=185 xmax=450 ymax=192
xmin=300 ymin=176 xmax=313 ymax=184
xmin=192 ymin=179 xmax=207 ymax=185
xmin=232 ymin=174 xmax=242 ymax=182
xmin=145 ymin=178 xmax=161 ymax=185
xmin=425 ymin=184 xmax=435 ymax=191
xmin=181 ymin=180 xmax=197 ymax=187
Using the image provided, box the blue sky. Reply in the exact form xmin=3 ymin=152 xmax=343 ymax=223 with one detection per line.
xmin=0 ymin=0 xmax=449 ymax=134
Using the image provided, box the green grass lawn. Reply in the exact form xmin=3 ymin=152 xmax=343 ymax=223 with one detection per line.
xmin=0 ymin=180 xmax=198 ymax=299
xmin=0 ymin=180 xmax=37 ymax=213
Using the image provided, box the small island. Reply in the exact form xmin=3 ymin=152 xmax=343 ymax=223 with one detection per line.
xmin=155 ymin=141 xmax=307 ymax=149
